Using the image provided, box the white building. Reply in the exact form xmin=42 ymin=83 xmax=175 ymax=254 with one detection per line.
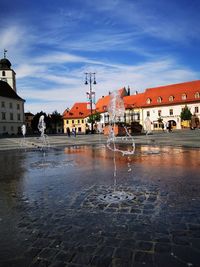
xmin=0 ymin=55 xmax=25 ymax=135
xmin=140 ymin=80 xmax=200 ymax=130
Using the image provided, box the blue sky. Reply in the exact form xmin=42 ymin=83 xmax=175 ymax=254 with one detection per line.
xmin=0 ymin=0 xmax=200 ymax=114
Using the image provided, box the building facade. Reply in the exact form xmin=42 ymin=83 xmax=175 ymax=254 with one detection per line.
xmin=140 ymin=80 xmax=200 ymax=130
xmin=0 ymin=55 xmax=25 ymax=135
xmin=95 ymin=80 xmax=200 ymax=131
xmin=63 ymin=103 xmax=93 ymax=134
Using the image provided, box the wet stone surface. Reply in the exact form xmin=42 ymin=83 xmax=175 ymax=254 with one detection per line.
xmin=0 ymin=145 xmax=200 ymax=267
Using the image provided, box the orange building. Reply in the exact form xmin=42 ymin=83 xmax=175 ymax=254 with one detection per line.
xmin=63 ymin=102 xmax=94 ymax=134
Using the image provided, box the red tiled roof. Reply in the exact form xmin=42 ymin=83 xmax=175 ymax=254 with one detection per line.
xmin=96 ymin=95 xmax=110 ymax=113
xmin=62 ymin=102 xmax=93 ymax=119
xmin=142 ymin=80 xmax=200 ymax=107
xmin=123 ymin=93 xmax=145 ymax=109
xmin=96 ymin=87 xmax=128 ymax=113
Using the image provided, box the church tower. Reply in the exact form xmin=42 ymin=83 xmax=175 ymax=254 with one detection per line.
xmin=0 ymin=49 xmax=16 ymax=92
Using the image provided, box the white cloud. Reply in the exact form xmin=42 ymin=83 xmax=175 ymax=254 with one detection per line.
xmin=19 ymin=56 xmax=199 ymax=114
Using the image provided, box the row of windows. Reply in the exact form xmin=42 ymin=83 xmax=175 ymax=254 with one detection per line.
xmin=1 ymin=126 xmax=21 ymax=133
xmin=1 ymin=101 xmax=20 ymax=110
xmin=146 ymin=106 xmax=199 ymax=117
xmin=66 ymin=119 xmax=84 ymax=124
xmin=1 ymin=112 xmax=21 ymax=121
xmin=2 ymin=125 xmax=14 ymax=132
xmin=146 ymin=92 xmax=200 ymax=104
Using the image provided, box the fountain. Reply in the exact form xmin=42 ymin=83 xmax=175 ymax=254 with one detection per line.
xmin=97 ymin=90 xmax=136 ymax=203
xmin=20 ymin=124 xmax=26 ymax=148
xmin=144 ymin=116 xmax=152 ymax=135
xmin=37 ymin=115 xmax=49 ymax=149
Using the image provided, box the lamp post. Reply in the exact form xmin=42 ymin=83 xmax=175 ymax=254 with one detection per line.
xmin=85 ymin=72 xmax=97 ymax=134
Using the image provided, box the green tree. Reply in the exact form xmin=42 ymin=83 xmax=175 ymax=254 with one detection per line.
xmin=87 ymin=112 xmax=101 ymax=124
xmin=180 ymin=106 xmax=192 ymax=120
xmin=31 ymin=111 xmax=50 ymax=133
xmin=50 ymin=110 xmax=63 ymax=133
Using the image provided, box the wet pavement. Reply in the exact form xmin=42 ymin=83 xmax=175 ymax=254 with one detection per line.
xmin=0 ymin=141 xmax=200 ymax=266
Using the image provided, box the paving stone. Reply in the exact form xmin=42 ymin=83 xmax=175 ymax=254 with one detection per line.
xmin=71 ymin=252 xmax=93 ymax=265
xmin=154 ymin=243 xmax=171 ymax=253
xmin=114 ymin=247 xmax=133 ymax=260
xmin=154 ymin=252 xmax=186 ymax=267
xmin=90 ymin=255 xmax=112 ymax=267
xmin=111 ymin=257 xmax=133 ymax=267
xmin=134 ymin=251 xmax=154 ymax=265
xmin=136 ymin=241 xmax=154 ymax=252
xmin=171 ymin=245 xmax=200 ymax=266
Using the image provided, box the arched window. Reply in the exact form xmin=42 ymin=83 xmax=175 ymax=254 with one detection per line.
xmin=169 ymin=96 xmax=174 ymax=102
xmin=182 ymin=93 xmax=187 ymax=100
xmin=146 ymin=98 xmax=152 ymax=104
xmin=157 ymin=97 xmax=162 ymax=103
xmin=195 ymin=92 xmax=200 ymax=99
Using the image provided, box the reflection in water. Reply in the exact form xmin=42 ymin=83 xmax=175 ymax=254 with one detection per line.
xmin=0 ymin=145 xmax=200 ymax=264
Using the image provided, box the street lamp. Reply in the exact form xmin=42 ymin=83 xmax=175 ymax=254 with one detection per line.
xmin=84 ymin=72 xmax=97 ymax=134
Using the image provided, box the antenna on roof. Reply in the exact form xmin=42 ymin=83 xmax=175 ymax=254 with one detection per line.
xmin=4 ymin=49 xmax=8 ymax=58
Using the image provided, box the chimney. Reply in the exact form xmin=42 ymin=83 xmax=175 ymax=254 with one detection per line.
xmin=135 ymin=90 xmax=138 ymax=95
xmin=127 ymin=86 xmax=130 ymax=96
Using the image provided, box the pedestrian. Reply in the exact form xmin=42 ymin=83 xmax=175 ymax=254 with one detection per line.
xmin=168 ymin=121 xmax=172 ymax=132
xmin=72 ymin=127 xmax=76 ymax=137
xmin=161 ymin=123 xmax=164 ymax=132
xmin=67 ymin=127 xmax=70 ymax=137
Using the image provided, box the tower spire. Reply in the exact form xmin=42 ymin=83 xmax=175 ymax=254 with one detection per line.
xmin=4 ymin=49 xmax=7 ymax=58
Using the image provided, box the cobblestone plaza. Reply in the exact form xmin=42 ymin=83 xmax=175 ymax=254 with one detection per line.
xmin=0 ymin=130 xmax=200 ymax=267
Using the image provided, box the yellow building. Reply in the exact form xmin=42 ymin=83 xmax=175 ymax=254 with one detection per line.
xmin=63 ymin=102 xmax=93 ymax=134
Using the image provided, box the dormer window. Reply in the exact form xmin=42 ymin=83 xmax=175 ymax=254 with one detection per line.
xmin=195 ymin=92 xmax=200 ymax=99
xmin=182 ymin=93 xmax=187 ymax=100
xmin=146 ymin=98 xmax=152 ymax=104
xmin=169 ymin=96 xmax=174 ymax=102
xmin=157 ymin=97 xmax=162 ymax=103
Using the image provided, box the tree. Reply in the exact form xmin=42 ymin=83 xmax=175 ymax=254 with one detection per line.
xmin=50 ymin=110 xmax=63 ymax=133
xmin=87 ymin=112 xmax=101 ymax=124
xmin=31 ymin=111 xmax=50 ymax=133
xmin=180 ymin=106 xmax=192 ymax=120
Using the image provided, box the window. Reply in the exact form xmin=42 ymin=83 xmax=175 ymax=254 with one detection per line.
xmin=147 ymin=111 xmax=150 ymax=117
xmin=72 ymin=120 xmax=74 ymax=124
xmin=146 ymin=98 xmax=152 ymax=104
xmin=17 ymin=103 xmax=20 ymax=110
xmin=66 ymin=120 xmax=69 ymax=124
xmin=17 ymin=114 xmax=21 ymax=121
xmin=2 ymin=71 xmax=5 ymax=76
xmin=195 ymin=92 xmax=200 ymax=99
xmin=82 ymin=119 xmax=84 ymax=123
xmin=195 ymin=106 xmax=199 ymax=113
xmin=182 ymin=93 xmax=187 ymax=100
xmin=11 ymin=126 xmax=14 ymax=132
xmin=9 ymin=102 xmax=13 ymax=109
xmin=169 ymin=96 xmax=174 ymax=102
xmin=158 ymin=110 xmax=161 ymax=117
xmin=77 ymin=120 xmax=80 ymax=123
xmin=2 ymin=112 xmax=6 ymax=120
xmin=169 ymin=109 xmax=173 ymax=115
xmin=1 ymin=101 xmax=5 ymax=108
xmin=157 ymin=97 xmax=162 ymax=103
xmin=10 ymin=113 xmax=13 ymax=120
